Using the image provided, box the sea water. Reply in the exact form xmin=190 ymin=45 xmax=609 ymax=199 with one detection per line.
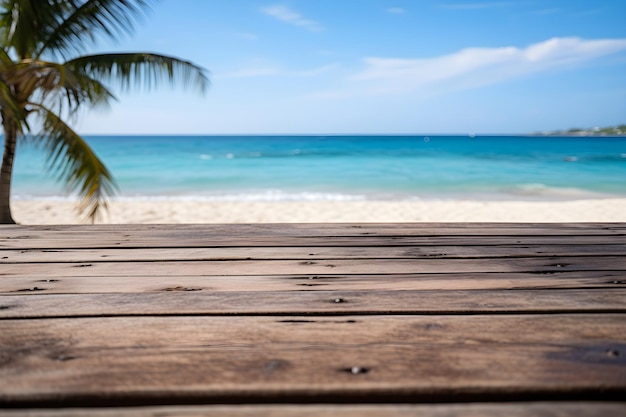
xmin=11 ymin=135 xmax=626 ymax=201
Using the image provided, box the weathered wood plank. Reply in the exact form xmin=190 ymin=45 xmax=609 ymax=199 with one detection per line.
xmin=1 ymin=289 xmax=625 ymax=318
xmin=2 ymin=403 xmax=626 ymax=417
xmin=1 ymin=256 xmax=623 ymax=277
xmin=3 ymin=235 xmax=625 ymax=249
xmin=3 ymin=222 xmax=625 ymax=234
xmin=1 ymin=224 xmax=625 ymax=250
xmin=1 ymin=271 xmax=623 ymax=295
xmin=1 ymin=315 xmax=624 ymax=406
xmin=1 ymin=223 xmax=623 ymax=411
xmin=2 ymin=244 xmax=625 ymax=263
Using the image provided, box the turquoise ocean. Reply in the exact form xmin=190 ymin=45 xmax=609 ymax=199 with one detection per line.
xmin=11 ymin=135 xmax=626 ymax=202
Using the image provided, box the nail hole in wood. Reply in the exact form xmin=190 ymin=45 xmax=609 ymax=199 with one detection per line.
xmin=264 ymin=359 xmax=290 ymax=373
xmin=58 ymin=355 xmax=76 ymax=362
xmin=606 ymin=349 xmax=620 ymax=358
xmin=341 ymin=366 xmax=369 ymax=375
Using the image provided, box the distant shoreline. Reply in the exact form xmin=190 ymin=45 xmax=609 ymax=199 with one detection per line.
xmin=535 ymin=133 xmax=626 ymax=137
xmin=533 ymin=124 xmax=626 ymax=137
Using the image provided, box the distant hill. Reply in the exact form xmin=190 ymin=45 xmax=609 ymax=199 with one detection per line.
xmin=535 ymin=124 xmax=626 ymax=136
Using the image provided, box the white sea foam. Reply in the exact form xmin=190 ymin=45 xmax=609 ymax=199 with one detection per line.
xmin=110 ymin=190 xmax=369 ymax=203
xmin=13 ymin=185 xmax=621 ymax=203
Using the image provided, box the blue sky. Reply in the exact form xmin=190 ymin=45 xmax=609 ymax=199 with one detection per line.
xmin=78 ymin=0 xmax=626 ymax=134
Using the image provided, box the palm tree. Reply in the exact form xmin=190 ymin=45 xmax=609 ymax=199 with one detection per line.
xmin=0 ymin=0 xmax=208 ymax=224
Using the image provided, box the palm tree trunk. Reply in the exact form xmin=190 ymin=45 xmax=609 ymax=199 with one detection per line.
xmin=0 ymin=114 xmax=17 ymax=224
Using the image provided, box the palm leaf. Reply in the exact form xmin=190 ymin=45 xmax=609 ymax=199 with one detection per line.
xmin=0 ymin=1 xmax=209 ymax=224
xmin=60 ymin=66 xmax=115 ymax=113
xmin=0 ymin=0 xmax=38 ymax=57
xmin=0 ymin=0 xmax=75 ymax=58
xmin=66 ymin=52 xmax=209 ymax=93
xmin=36 ymin=0 xmax=156 ymax=58
xmin=2 ymin=58 xmax=114 ymax=116
xmin=0 ymin=78 xmax=28 ymax=129
xmin=33 ymin=105 xmax=117 ymax=223
xmin=0 ymin=46 xmax=13 ymax=66
xmin=37 ymin=60 xmax=115 ymax=114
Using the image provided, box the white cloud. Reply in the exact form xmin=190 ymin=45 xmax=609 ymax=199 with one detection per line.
xmin=324 ymin=37 xmax=626 ymax=97
xmin=261 ymin=5 xmax=324 ymax=32
xmin=387 ymin=7 xmax=406 ymax=14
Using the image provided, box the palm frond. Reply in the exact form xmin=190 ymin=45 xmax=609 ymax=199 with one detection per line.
xmin=0 ymin=78 xmax=28 ymax=128
xmin=0 ymin=1 xmax=209 ymax=225
xmin=3 ymin=59 xmax=115 ymax=115
xmin=66 ymin=52 xmax=209 ymax=93
xmin=0 ymin=0 xmax=38 ymax=57
xmin=33 ymin=105 xmax=117 ymax=223
xmin=61 ymin=67 xmax=115 ymax=113
xmin=0 ymin=46 xmax=13 ymax=66
xmin=0 ymin=0 xmax=75 ymax=58
xmin=36 ymin=0 xmax=156 ymax=58
xmin=38 ymin=60 xmax=116 ymax=114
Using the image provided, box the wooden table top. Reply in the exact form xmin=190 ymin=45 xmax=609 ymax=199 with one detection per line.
xmin=1 ymin=223 xmax=625 ymax=416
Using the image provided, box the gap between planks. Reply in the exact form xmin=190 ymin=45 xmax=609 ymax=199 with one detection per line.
xmin=1 ymin=403 xmax=626 ymax=417
xmin=2 ymin=244 xmax=626 ymax=263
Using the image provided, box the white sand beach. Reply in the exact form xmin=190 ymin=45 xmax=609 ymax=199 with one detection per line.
xmin=10 ymin=198 xmax=626 ymax=224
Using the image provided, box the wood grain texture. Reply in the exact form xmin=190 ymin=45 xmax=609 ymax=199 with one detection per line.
xmin=2 ymin=289 xmax=625 ymax=318
xmin=1 ymin=270 xmax=623 ymax=295
xmin=1 ymin=223 xmax=624 ymax=411
xmin=1 ymin=223 xmax=625 ymax=249
xmin=1 ymin=315 xmax=625 ymax=405
xmin=3 ymin=403 xmax=626 ymax=417
xmin=2 ymin=244 xmax=625 ymax=263
xmin=1 ymin=256 xmax=624 ymax=278
xmin=2 ymin=235 xmax=626 ymax=249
